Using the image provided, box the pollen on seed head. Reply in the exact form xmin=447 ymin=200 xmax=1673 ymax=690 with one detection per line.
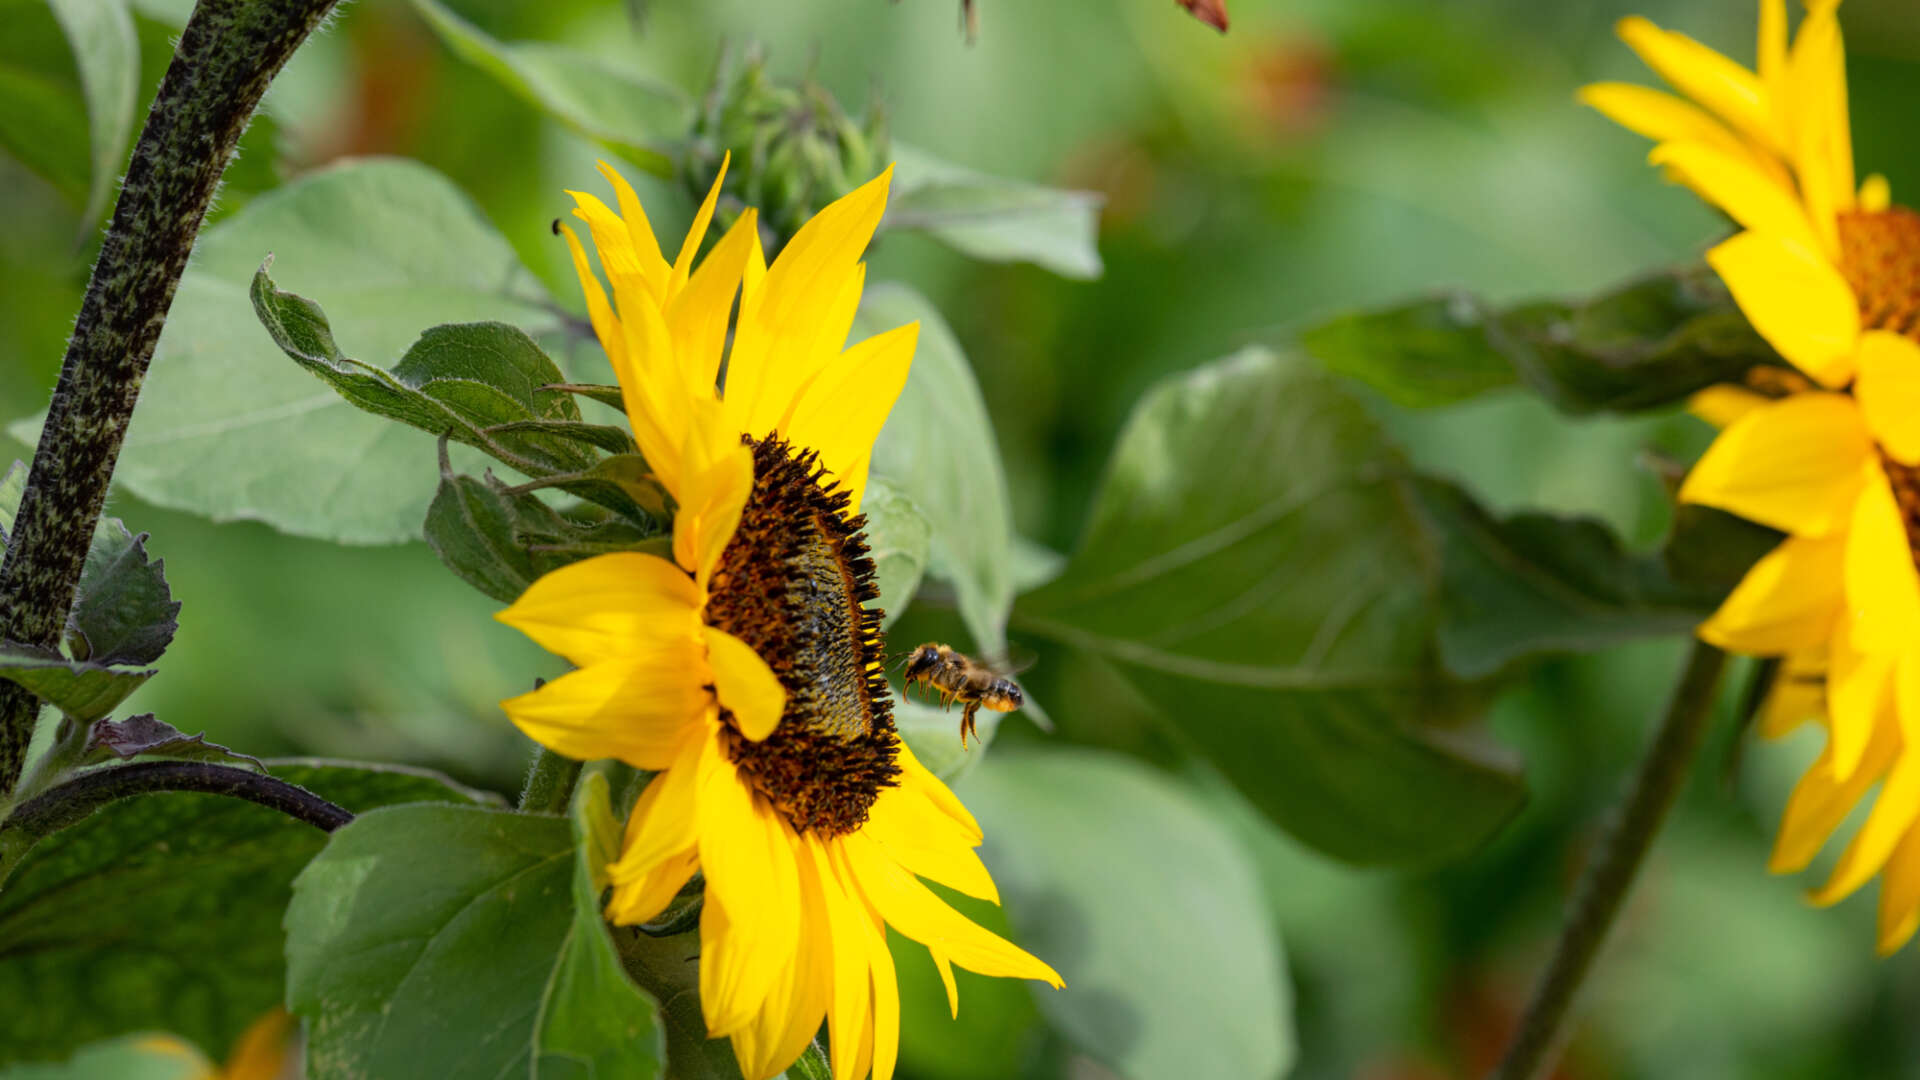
xmin=1840 ymin=207 xmax=1920 ymax=341
xmin=703 ymin=436 xmax=900 ymax=836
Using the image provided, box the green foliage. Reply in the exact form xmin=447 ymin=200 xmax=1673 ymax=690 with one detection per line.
xmin=286 ymin=779 xmax=668 ymax=1079
xmin=45 ymin=0 xmax=135 ymax=228
xmin=0 ymin=461 xmax=176 ymax=720
xmin=410 ymin=0 xmax=687 ymax=176
xmin=8 ymin=158 xmax=560 ymax=544
xmin=1413 ymin=478 xmax=1738 ymax=680
xmin=864 ymin=478 xmax=933 ymax=630
xmin=887 ymin=143 xmax=1104 ymax=280
xmin=0 ymin=762 xmax=491 ymax=1065
xmin=1018 ymin=347 xmax=1524 ymax=865
xmin=80 ymin=713 xmax=263 ymax=772
xmin=1303 ymin=265 xmax=1777 ymax=415
xmin=0 ymin=0 xmax=94 ymax=210
xmin=860 ymin=284 xmax=1017 ymax=656
xmin=963 ymin=749 xmax=1293 ymax=1080
xmin=0 ymin=1034 xmax=207 ymax=1080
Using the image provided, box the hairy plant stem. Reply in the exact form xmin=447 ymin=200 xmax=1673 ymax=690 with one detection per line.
xmin=0 ymin=0 xmax=341 ymax=798
xmin=1489 ymin=640 xmax=1728 ymax=1080
xmin=0 ymin=760 xmax=352 ymax=884
xmin=519 ymin=744 xmax=583 ymax=814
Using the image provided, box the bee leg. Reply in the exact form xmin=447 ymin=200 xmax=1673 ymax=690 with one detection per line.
xmin=961 ymin=701 xmax=981 ymax=749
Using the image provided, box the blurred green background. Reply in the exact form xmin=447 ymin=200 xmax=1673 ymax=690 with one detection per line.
xmin=5 ymin=0 xmax=1920 ymax=1076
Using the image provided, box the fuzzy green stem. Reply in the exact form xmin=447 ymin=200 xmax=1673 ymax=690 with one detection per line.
xmin=1489 ymin=640 xmax=1728 ymax=1080
xmin=0 ymin=0 xmax=341 ymax=797
xmin=519 ymin=744 xmax=583 ymax=815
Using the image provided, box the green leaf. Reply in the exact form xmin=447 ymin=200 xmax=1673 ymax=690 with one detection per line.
xmin=81 ymin=713 xmax=264 ymax=772
xmin=859 ymin=284 xmax=1016 ymax=656
xmin=887 ymin=143 xmax=1104 ymax=280
xmin=960 ymin=749 xmax=1293 ymax=1080
xmin=0 ymin=1033 xmax=208 ymax=1080
xmin=251 ymin=271 xmax=596 ymax=477
xmin=0 ymin=0 xmax=91 ymax=207
xmin=410 ymin=0 xmax=688 ymax=175
xmin=1414 ymin=477 xmax=1730 ymax=679
xmin=286 ymin=797 xmax=667 ymax=1080
xmin=1017 ymin=347 xmax=1523 ymax=865
xmin=8 ymin=159 xmax=560 ymax=544
xmin=1301 ymin=292 xmax=1517 ymax=408
xmin=47 ymin=0 xmax=137 ymax=227
xmin=0 ymin=762 xmax=492 ymax=1066
xmin=0 ymin=645 xmax=151 ymax=723
xmin=862 ymin=478 xmax=932 ymax=629
xmin=1302 ymin=265 xmax=1775 ymax=415
xmin=69 ymin=520 xmax=177 ymax=666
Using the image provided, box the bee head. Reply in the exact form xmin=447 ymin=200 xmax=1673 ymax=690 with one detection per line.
xmin=902 ymin=643 xmax=941 ymax=680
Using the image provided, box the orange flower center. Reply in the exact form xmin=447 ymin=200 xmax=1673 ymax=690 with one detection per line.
xmin=1839 ymin=207 xmax=1920 ymax=340
xmin=703 ymin=436 xmax=899 ymax=836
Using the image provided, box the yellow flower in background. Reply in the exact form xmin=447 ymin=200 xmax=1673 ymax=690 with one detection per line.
xmin=136 ymin=1009 xmax=295 ymax=1079
xmin=1587 ymin=0 xmax=1920 ymax=953
xmin=496 ymin=158 xmax=1061 ymax=1080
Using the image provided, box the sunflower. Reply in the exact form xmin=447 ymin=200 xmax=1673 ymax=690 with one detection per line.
xmin=494 ymin=159 xmax=1061 ymax=1079
xmin=1586 ymin=0 xmax=1920 ymax=953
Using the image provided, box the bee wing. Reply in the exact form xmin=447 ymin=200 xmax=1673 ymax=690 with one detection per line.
xmin=980 ymin=642 xmax=1038 ymax=678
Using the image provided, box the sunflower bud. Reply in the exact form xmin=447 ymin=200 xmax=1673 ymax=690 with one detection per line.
xmin=684 ymin=44 xmax=889 ymax=252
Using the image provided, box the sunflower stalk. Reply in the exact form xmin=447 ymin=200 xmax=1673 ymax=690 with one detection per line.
xmin=1489 ymin=640 xmax=1728 ymax=1080
xmin=0 ymin=0 xmax=341 ymax=799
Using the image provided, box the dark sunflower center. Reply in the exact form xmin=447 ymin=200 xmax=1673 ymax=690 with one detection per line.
xmin=1839 ymin=206 xmax=1920 ymax=340
xmin=702 ymin=435 xmax=899 ymax=836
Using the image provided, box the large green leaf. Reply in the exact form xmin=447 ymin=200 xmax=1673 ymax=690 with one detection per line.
xmin=8 ymin=158 xmax=559 ymax=544
xmin=410 ymin=0 xmax=687 ymax=176
xmin=1414 ymin=478 xmax=1731 ymax=680
xmin=860 ymin=284 xmax=1016 ymax=656
xmin=0 ymin=761 xmax=491 ymax=1066
xmin=862 ymin=477 xmax=932 ymax=629
xmin=1017 ymin=347 xmax=1523 ymax=865
xmin=46 ymin=0 xmax=137 ymax=227
xmin=286 ymin=790 xmax=667 ymax=1079
xmin=960 ymin=749 xmax=1293 ymax=1080
xmin=1302 ymin=265 xmax=1776 ymax=415
xmin=886 ymin=143 xmax=1104 ymax=280
xmin=0 ymin=0 xmax=91 ymax=207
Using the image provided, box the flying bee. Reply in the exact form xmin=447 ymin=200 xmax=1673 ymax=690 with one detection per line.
xmin=900 ymin=642 xmax=1030 ymax=749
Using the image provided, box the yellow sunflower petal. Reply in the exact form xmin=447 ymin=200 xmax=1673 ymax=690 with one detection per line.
xmin=706 ymin=628 xmax=787 ymax=742
xmin=1844 ymin=460 xmax=1920 ymax=654
xmin=1875 ymin=822 xmax=1920 ymax=955
xmin=1861 ymin=173 xmax=1892 ymax=213
xmin=1689 ymin=383 xmax=1770 ymax=429
xmin=221 ymin=1009 xmax=293 ymax=1080
xmin=1757 ymin=0 xmax=1787 ymax=102
xmin=813 ymin=838 xmax=877 ymax=1080
xmin=698 ymin=759 xmax=802 ymax=1034
xmin=669 ymin=210 xmax=761 ymax=400
xmin=1698 ymin=532 xmax=1846 ymax=655
xmin=896 ymin=739 xmax=983 ymax=842
xmin=594 ymin=160 xmax=670 ymax=302
xmin=1616 ymin=16 xmax=1777 ymax=153
xmin=1705 ymin=231 xmax=1860 ymax=386
xmin=495 ymin=552 xmax=700 ymax=667
xmin=1788 ymin=0 xmax=1854 ymax=219
xmin=1647 ymin=141 xmax=1819 ymax=252
xmin=843 ymin=831 xmax=1061 ymax=987
xmin=861 ymin=904 xmax=901 ymax=1080
xmin=673 ymin=437 xmax=754 ymax=586
xmin=609 ymin=725 xmax=708 ymax=888
xmin=1757 ymin=648 xmax=1826 ymax=738
xmin=862 ymin=782 xmax=1000 ymax=903
xmin=1677 ymin=391 xmax=1870 ymax=535
xmin=1828 ymin=616 xmax=1895 ymax=781
xmin=761 ymin=852 xmax=835 ymax=1079
xmin=606 ymin=847 xmax=697 ymax=927
xmin=1899 ymin=649 xmax=1920 ymax=747
xmin=671 ymin=152 xmax=730 ymax=294
xmin=726 ymin=167 xmax=893 ymax=442
xmin=500 ymin=653 xmax=707 ymax=769
xmin=557 ymin=222 xmax=627 ymax=372
xmin=782 ymin=322 xmax=919 ymax=514
xmin=931 ymin=949 xmax=960 ymax=1019
xmin=1810 ymin=754 xmax=1920 ymax=906
xmin=1579 ymin=82 xmax=1750 ymax=155
xmin=1853 ymin=331 xmax=1920 ymax=465
xmin=1771 ymin=715 xmax=1900 ymax=873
